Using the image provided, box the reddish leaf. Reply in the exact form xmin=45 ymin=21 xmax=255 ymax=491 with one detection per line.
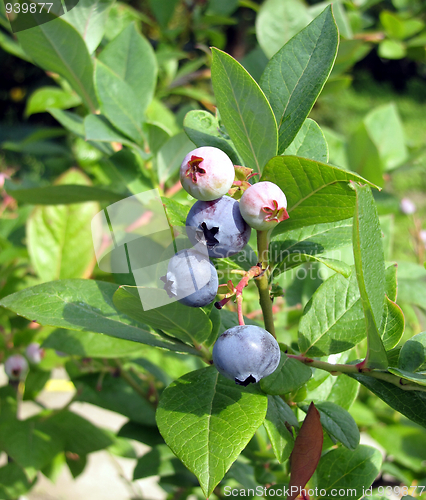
xmin=287 ymin=402 xmax=323 ymax=500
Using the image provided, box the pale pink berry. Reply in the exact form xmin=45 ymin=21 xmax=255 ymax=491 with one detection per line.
xmin=419 ymin=230 xmax=426 ymax=247
xmin=4 ymin=355 xmax=29 ymax=380
xmin=400 ymin=198 xmax=416 ymax=215
xmin=26 ymin=342 xmax=44 ymax=364
xmin=239 ymin=181 xmax=289 ymax=231
xmin=179 ymin=146 xmax=235 ymax=201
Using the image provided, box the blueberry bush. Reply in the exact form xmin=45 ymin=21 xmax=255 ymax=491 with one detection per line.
xmin=1 ymin=1 xmax=426 ymax=499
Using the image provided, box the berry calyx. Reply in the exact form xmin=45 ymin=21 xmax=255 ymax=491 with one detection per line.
xmin=180 ymin=147 xmax=235 ymax=201
xmin=239 ymin=181 xmax=289 ymax=231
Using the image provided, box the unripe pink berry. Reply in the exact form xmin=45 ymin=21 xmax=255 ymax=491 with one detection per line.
xmin=239 ymin=181 xmax=289 ymax=231
xmin=400 ymin=197 xmax=416 ymax=215
xmin=180 ymin=146 xmax=235 ymax=201
xmin=4 ymin=355 xmax=29 ymax=380
xmin=26 ymin=342 xmax=44 ymax=364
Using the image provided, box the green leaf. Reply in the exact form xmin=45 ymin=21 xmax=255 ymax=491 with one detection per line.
xmin=301 ymin=401 xmax=359 ymax=450
xmin=25 ymin=87 xmax=82 ymax=117
xmin=380 ymin=11 xmax=424 ymax=40
xmin=146 ymin=122 xmax=170 ymax=155
xmin=276 ymin=253 xmax=351 ymax=278
xmin=260 ymin=7 xmax=338 ymax=153
xmin=66 ymin=454 xmax=87 ymax=478
xmin=349 ymin=373 xmax=426 ymax=428
xmin=370 ymin=424 xmax=426 ymax=472
xmin=211 ymin=48 xmax=278 ymax=175
xmin=260 ymin=353 xmax=312 ymax=395
xmin=74 ymin=373 xmax=156 ymax=425
xmin=118 ymin=421 xmax=164 ymax=447
xmin=94 ymin=59 xmax=144 ymax=144
xmin=183 ymin=110 xmax=242 ymax=165
xmin=0 ymin=417 xmax=63 ymax=471
xmin=48 ymin=108 xmax=85 ymax=136
xmin=98 ymin=22 xmax=157 ymax=115
xmin=264 ymin=395 xmax=295 ymax=462
xmin=47 ymin=410 xmax=113 ymax=455
xmin=6 ymin=182 xmax=123 ymax=205
xmin=17 ymin=18 xmax=98 ymax=112
xmin=378 ymin=39 xmax=406 ymax=59
xmin=261 ymin=156 xmax=377 ymax=232
xmin=26 ymin=169 xmax=99 ymax=281
xmin=113 ymin=286 xmax=212 ymax=346
xmin=84 ymin=114 xmax=143 ymax=151
xmin=0 ymin=279 xmax=199 ymax=355
xmin=283 ymin=119 xmax=328 ymax=163
xmin=156 ymin=366 xmax=268 ymax=497
xmin=381 ymin=297 xmax=405 ymax=351
xmin=133 ymin=444 xmax=192 ymax=480
xmin=155 ymin=132 xmax=195 ymax=185
xmin=0 ymin=463 xmax=32 ymax=500
xmin=161 ymin=197 xmax=190 ymax=228
xmin=148 ymin=0 xmax=179 ymax=28
xmin=256 ymin=0 xmax=312 ymax=59
xmin=363 ymin=104 xmax=408 ymax=171
xmin=63 ymin=0 xmax=114 ymax=53
xmin=42 ymin=328 xmax=152 ymax=358
xmin=398 ymin=331 xmax=426 ymax=372
xmin=352 ymin=183 xmax=387 ymax=369
xmin=387 ymin=368 xmax=426 ymax=387
xmin=270 ymin=219 xmax=353 ymax=264
xmin=397 ymin=262 xmax=426 ymax=310
xmin=298 ymin=272 xmax=364 ymax=356
xmin=313 ymin=445 xmax=382 ymax=499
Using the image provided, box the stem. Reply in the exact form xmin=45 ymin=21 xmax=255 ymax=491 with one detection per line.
xmin=255 ymin=230 xmax=276 ymax=338
xmin=115 ymin=359 xmax=151 ymax=401
xmin=287 ymin=354 xmax=426 ymax=393
xmin=237 ymin=295 xmax=245 ymax=325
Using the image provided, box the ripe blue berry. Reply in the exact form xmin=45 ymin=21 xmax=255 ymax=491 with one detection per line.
xmin=186 ymin=196 xmax=251 ymax=258
xmin=239 ymin=181 xmax=289 ymax=231
xmin=212 ymin=325 xmax=280 ymax=386
xmin=160 ymin=249 xmax=218 ymax=307
xmin=180 ymin=147 xmax=235 ymax=201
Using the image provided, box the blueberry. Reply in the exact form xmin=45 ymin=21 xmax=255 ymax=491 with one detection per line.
xmin=239 ymin=181 xmax=289 ymax=231
xmin=186 ymin=196 xmax=251 ymax=258
xmin=180 ymin=146 xmax=235 ymax=201
xmin=4 ymin=354 xmax=29 ymax=380
xmin=26 ymin=342 xmax=44 ymax=364
xmin=160 ymin=249 xmax=218 ymax=307
xmin=212 ymin=325 xmax=280 ymax=386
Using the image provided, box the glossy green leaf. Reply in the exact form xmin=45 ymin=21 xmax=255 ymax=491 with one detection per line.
xmin=84 ymin=114 xmax=142 ymax=151
xmin=17 ymin=18 xmax=98 ymax=112
xmin=261 ymin=156 xmax=377 ymax=232
xmin=98 ymin=22 xmax=157 ymax=115
xmin=264 ymin=395 xmax=295 ymax=463
xmin=161 ymin=197 xmax=190 ymax=228
xmin=381 ymin=296 xmax=405 ymax=350
xmin=301 ymin=401 xmax=359 ymax=450
xmin=27 ymin=169 xmax=99 ymax=281
xmin=6 ymin=182 xmax=123 ymax=205
xmin=270 ymin=219 xmax=353 ymax=265
xmin=133 ymin=444 xmax=191 ymax=480
xmin=63 ymin=0 xmax=114 ymax=53
xmin=349 ymin=373 xmax=426 ymax=428
xmin=313 ymin=445 xmax=382 ymax=499
xmin=118 ymin=421 xmax=164 ymax=448
xmin=48 ymin=108 xmax=85 ymax=136
xmin=155 ymin=132 xmax=195 ymax=184
xmin=0 ymin=279 xmax=198 ymax=355
xmin=0 ymin=463 xmax=32 ymax=499
xmin=156 ymin=366 xmax=268 ymax=497
xmin=25 ymin=87 xmax=82 ymax=117
xmin=299 ymin=272 xmax=364 ymax=356
xmin=387 ymin=368 xmax=426 ymax=387
xmin=113 ymin=286 xmax=212 ymax=346
xmin=276 ymin=253 xmax=351 ymax=278
xmin=283 ymin=119 xmax=328 ymax=163
xmin=352 ymin=183 xmax=387 ymax=369
xmin=256 ymin=0 xmax=312 ymax=58
xmin=94 ymin=59 xmax=144 ymax=144
xmin=183 ymin=110 xmax=242 ymax=165
xmin=363 ymin=103 xmax=408 ymax=171
xmin=74 ymin=373 xmax=156 ymax=425
xmin=260 ymin=352 xmax=312 ymax=395
xmin=42 ymin=328 xmax=151 ymax=358
xmin=260 ymin=7 xmax=338 ymax=152
xmin=211 ymin=48 xmax=278 ymax=175
xmin=398 ymin=331 xmax=426 ymax=372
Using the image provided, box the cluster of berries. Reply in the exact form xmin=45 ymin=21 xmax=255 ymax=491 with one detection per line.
xmin=161 ymin=146 xmax=286 ymax=386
